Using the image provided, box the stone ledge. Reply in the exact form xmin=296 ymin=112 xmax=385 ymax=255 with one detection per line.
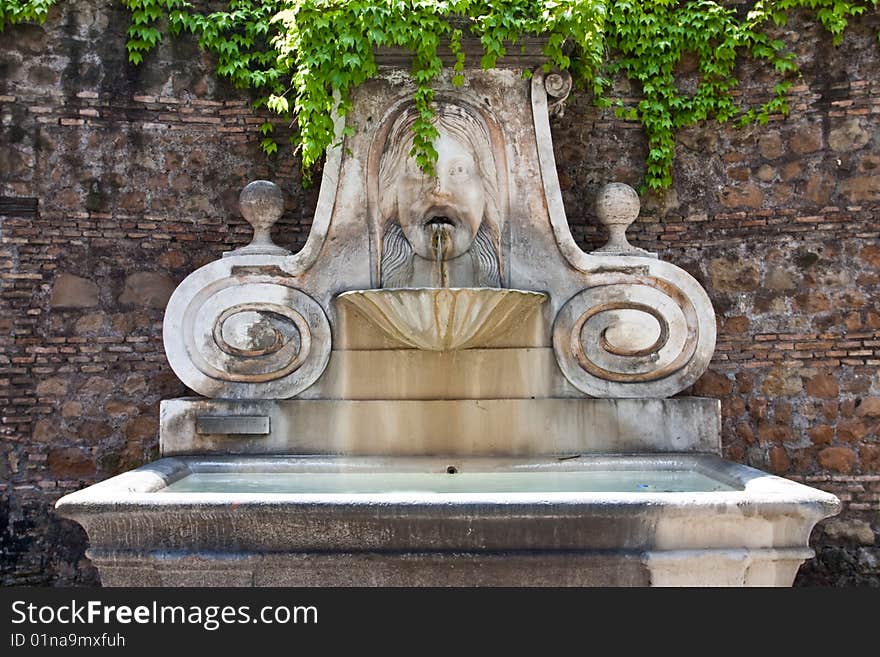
xmin=159 ymin=396 xmax=722 ymax=456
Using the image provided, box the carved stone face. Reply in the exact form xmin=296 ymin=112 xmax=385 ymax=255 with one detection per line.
xmin=395 ymin=132 xmax=486 ymax=260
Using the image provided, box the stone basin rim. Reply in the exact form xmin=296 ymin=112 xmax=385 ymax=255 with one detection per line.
xmin=54 ymin=454 xmax=841 ymax=512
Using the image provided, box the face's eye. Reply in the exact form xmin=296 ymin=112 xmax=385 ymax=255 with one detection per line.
xmin=448 ymin=160 xmax=471 ymax=177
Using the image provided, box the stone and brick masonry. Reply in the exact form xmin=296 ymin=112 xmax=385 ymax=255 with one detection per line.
xmin=1 ymin=2 xmax=878 ymax=585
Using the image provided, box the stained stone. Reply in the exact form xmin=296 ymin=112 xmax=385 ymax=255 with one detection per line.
xmin=36 ymin=376 xmax=69 ymax=396
xmin=856 ymin=397 xmax=880 ymax=417
xmin=789 ymin=124 xmax=823 ymax=154
xmin=822 ymin=519 xmax=875 ymax=546
xmin=50 ymin=273 xmax=99 ymax=308
xmin=805 ymin=373 xmax=840 ymax=399
xmin=48 ymin=447 xmax=96 ymax=478
xmin=818 ymin=447 xmax=857 ymax=473
xmin=829 ymin=119 xmax=870 ymax=152
xmin=708 ymin=258 xmax=761 ymax=292
xmin=74 ymin=311 xmax=108 ymax=334
xmin=33 ymin=419 xmax=59 ymax=442
xmin=118 ymin=272 xmax=176 ymax=308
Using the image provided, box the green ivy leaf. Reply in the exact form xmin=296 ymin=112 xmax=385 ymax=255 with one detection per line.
xmin=3 ymin=0 xmax=875 ymax=190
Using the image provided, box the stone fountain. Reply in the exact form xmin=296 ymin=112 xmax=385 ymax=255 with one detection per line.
xmin=56 ymin=49 xmax=839 ymax=586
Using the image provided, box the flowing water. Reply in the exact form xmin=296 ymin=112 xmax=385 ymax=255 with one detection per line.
xmin=431 ymin=223 xmax=451 ymax=287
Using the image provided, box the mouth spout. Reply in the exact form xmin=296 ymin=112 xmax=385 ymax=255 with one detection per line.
xmin=423 ymin=205 xmax=460 ymax=231
xmin=426 ymin=216 xmax=456 ymax=230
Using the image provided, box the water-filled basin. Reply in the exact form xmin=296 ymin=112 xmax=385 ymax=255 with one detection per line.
xmin=55 ymin=454 xmax=839 ymax=586
xmin=336 ymin=287 xmax=547 ymax=350
xmin=162 ymin=469 xmax=735 ymax=494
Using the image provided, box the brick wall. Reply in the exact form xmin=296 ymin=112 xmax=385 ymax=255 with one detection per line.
xmin=1 ymin=1 xmax=878 ymax=585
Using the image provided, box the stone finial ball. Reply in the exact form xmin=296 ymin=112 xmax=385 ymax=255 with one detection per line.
xmin=595 ymin=182 xmax=640 ymax=227
xmin=239 ymin=180 xmax=285 ymax=231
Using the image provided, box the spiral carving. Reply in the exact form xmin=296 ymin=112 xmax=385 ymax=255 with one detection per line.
xmin=544 ymin=70 xmax=573 ymax=116
xmin=553 ymin=274 xmax=715 ymax=398
xmin=164 ymin=272 xmax=331 ymax=399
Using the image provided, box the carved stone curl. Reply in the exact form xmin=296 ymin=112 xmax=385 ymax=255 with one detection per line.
xmin=163 ymin=269 xmax=330 ymax=399
xmin=544 ymin=70 xmax=572 ymax=117
xmin=553 ymin=270 xmax=716 ymax=398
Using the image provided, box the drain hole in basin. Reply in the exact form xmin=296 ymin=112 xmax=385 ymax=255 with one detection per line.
xmin=446 ymin=465 xmax=458 ymax=475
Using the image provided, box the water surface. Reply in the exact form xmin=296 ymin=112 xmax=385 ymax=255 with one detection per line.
xmin=161 ymin=470 xmax=736 ymax=494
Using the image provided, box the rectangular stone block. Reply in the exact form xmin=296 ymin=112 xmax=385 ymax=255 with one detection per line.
xmin=196 ymin=415 xmax=270 ymax=435
xmin=161 ymin=397 xmax=722 ymax=456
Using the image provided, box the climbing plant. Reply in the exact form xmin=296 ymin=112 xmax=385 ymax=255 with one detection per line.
xmin=1 ymin=0 xmax=878 ymax=188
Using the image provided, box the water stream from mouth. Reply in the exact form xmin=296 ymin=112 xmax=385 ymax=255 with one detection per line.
xmin=431 ymin=224 xmax=451 ymax=287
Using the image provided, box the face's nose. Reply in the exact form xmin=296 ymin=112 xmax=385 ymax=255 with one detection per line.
xmin=431 ymin=167 xmax=454 ymax=199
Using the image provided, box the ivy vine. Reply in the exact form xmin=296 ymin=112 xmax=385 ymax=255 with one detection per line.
xmin=1 ymin=0 xmax=878 ymax=189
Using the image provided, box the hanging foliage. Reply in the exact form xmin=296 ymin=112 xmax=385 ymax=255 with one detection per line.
xmin=1 ymin=0 xmax=878 ymax=188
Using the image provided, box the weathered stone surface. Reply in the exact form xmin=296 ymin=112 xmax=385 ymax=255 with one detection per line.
xmin=822 ymin=401 xmax=839 ymax=421
xmin=158 ymin=249 xmax=188 ymax=269
xmin=736 ymin=423 xmax=755 ymax=444
xmin=794 ymin=291 xmax=831 ymax=313
xmin=769 ymin=446 xmax=791 ymax=473
xmin=822 ymin=518 xmax=876 ymax=545
xmin=796 ymin=546 xmax=880 ymax=587
xmin=158 ymin=397 xmax=722 ymax=456
xmin=764 ymin=268 xmax=797 ymax=291
xmin=860 ymin=245 xmax=880 ymax=269
xmin=808 ymin=425 xmax=835 ymax=446
xmin=805 ymin=373 xmax=840 ymax=399
xmin=708 ymin=258 xmax=760 ymax=292
xmin=35 ymin=376 xmax=68 ymax=396
xmin=818 ymin=447 xmax=857 ymax=473
xmin=861 ymin=444 xmax=880 ymax=470
xmin=735 ymin=371 xmax=754 ymax=394
xmin=48 ymin=447 xmax=96 ymax=478
xmin=61 ymin=401 xmax=83 ymax=418
xmin=758 ymin=132 xmax=784 ymax=159
xmin=78 ymin=376 xmax=114 ymax=396
xmin=789 ymin=123 xmax=823 ymax=154
xmin=804 ymin=173 xmax=835 ymax=205
xmin=74 ymin=311 xmax=108 ymax=334
xmin=758 ymin=423 xmax=794 ymax=443
xmin=762 ymin=368 xmax=803 ymax=396
xmin=719 ymin=183 xmax=763 ymax=208
xmin=105 ymin=400 xmax=138 ymax=416
xmin=724 ymin=316 xmax=750 ymax=334
xmin=591 ymin=182 xmax=650 ymax=255
xmin=76 ymin=421 xmax=113 ymax=442
xmin=118 ymin=272 xmax=176 ymax=308
xmin=124 ymin=416 xmax=158 ymax=441
xmin=856 ymin=397 xmax=880 ymax=417
xmin=828 ymin=119 xmax=870 ymax=152
xmin=122 ymin=374 xmax=148 ymax=395
xmin=756 ymin=164 xmax=776 ymax=182
xmin=49 ymin=273 xmax=99 ymax=308
xmin=32 ymin=419 xmax=59 ymax=443
xmin=692 ymin=370 xmax=733 ymax=397
xmin=54 ymin=454 xmax=838 ymax=587
xmin=840 ymin=175 xmax=880 ymax=202
xmin=837 ymin=420 xmax=870 ymax=443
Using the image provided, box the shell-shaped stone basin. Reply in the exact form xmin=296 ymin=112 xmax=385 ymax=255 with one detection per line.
xmin=337 ymin=288 xmax=548 ymax=351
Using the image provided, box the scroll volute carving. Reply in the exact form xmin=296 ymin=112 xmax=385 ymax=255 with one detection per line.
xmin=163 ymin=182 xmax=331 ymax=399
